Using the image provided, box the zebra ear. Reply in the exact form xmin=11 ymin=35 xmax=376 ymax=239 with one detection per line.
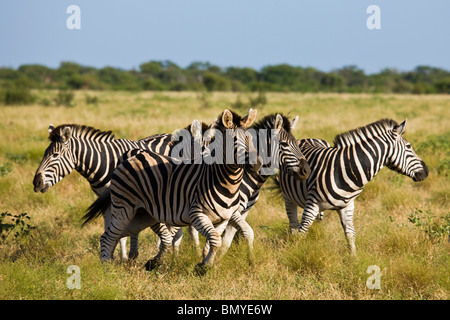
xmin=393 ymin=119 xmax=407 ymax=136
xmin=190 ymin=120 xmax=203 ymax=144
xmin=222 ymin=109 xmax=235 ymax=129
xmin=241 ymin=108 xmax=258 ymax=129
xmin=290 ymin=116 xmax=299 ymax=130
xmin=275 ymin=114 xmax=284 ymax=131
xmin=48 ymin=124 xmax=54 ymax=134
xmin=171 ymin=128 xmax=184 ymax=141
xmin=61 ymin=126 xmax=72 ymax=143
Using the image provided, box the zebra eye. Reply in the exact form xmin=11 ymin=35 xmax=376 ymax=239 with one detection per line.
xmin=52 ymin=152 xmax=60 ymax=159
xmin=405 ymin=143 xmax=411 ymax=149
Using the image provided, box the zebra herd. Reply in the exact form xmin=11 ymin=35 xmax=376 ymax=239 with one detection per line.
xmin=33 ymin=108 xmax=428 ymax=273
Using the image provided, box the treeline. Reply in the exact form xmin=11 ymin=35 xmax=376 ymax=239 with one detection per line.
xmin=1 ymin=61 xmax=449 ymax=100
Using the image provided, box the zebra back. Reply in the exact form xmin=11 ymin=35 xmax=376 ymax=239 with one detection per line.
xmin=280 ymin=118 xmax=428 ymax=210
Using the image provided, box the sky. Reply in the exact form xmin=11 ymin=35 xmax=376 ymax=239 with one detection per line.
xmin=0 ymin=0 xmax=449 ymax=74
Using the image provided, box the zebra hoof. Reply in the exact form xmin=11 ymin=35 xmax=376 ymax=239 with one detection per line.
xmin=194 ymin=263 xmax=209 ymax=276
xmin=289 ymin=227 xmax=302 ymax=235
xmin=144 ymin=259 xmax=159 ymax=271
xmin=128 ymin=251 xmax=139 ymax=260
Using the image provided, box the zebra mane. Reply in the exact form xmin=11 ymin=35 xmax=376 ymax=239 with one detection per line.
xmin=48 ymin=124 xmax=115 ymax=142
xmin=251 ymin=113 xmax=292 ymax=133
xmin=333 ymin=119 xmax=399 ymax=148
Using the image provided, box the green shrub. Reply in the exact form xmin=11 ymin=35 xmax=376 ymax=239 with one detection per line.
xmin=6 ymin=153 xmax=27 ymax=164
xmin=0 ymin=212 xmax=36 ymax=244
xmin=249 ymin=91 xmax=267 ymax=108
xmin=39 ymin=97 xmax=52 ymax=106
xmin=2 ymin=80 xmax=35 ymax=105
xmin=85 ymin=94 xmax=99 ymax=105
xmin=408 ymin=209 xmax=450 ymax=242
xmin=0 ymin=163 xmax=12 ymax=177
xmin=54 ymin=90 xmax=74 ymax=107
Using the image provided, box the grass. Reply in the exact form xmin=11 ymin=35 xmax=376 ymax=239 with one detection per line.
xmin=0 ymin=91 xmax=449 ymax=300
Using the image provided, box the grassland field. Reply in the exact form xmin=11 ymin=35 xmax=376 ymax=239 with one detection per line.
xmin=0 ymin=90 xmax=449 ymax=300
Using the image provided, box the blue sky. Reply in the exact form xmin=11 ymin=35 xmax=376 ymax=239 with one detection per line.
xmin=0 ymin=0 xmax=449 ymax=74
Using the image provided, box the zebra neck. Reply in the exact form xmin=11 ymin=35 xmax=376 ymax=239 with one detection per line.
xmin=212 ymin=163 xmax=245 ymax=199
xmin=243 ymin=170 xmax=268 ymax=194
xmin=71 ymin=137 xmax=142 ymax=187
xmin=338 ymin=135 xmax=389 ymax=187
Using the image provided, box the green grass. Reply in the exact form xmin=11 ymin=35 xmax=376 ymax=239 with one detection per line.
xmin=0 ymin=91 xmax=449 ymax=300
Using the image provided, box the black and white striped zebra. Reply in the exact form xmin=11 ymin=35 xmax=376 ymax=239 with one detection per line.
xmin=204 ymin=113 xmax=311 ymax=254
xmin=83 ymin=109 xmax=261 ymax=272
xmin=278 ymin=119 xmax=429 ymax=254
xmin=116 ymin=113 xmax=312 ymax=258
xmin=33 ymin=124 xmax=174 ymax=259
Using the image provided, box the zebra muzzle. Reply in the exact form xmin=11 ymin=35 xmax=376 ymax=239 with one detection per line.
xmin=33 ymin=172 xmax=50 ymax=193
xmin=294 ymin=159 xmax=311 ymax=181
xmin=412 ymin=161 xmax=429 ymax=182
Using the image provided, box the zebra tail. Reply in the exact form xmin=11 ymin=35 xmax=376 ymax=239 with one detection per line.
xmin=82 ymin=188 xmax=111 ymax=226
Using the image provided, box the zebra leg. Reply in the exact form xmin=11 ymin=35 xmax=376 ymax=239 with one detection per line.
xmin=100 ymin=205 xmax=137 ymax=262
xmin=102 ymin=205 xmax=129 ymax=260
xmin=129 ymin=235 xmax=139 ymax=260
xmin=298 ymin=200 xmax=321 ymax=236
xmin=317 ymin=212 xmax=325 ymax=221
xmin=201 ymin=218 xmax=232 ymax=259
xmin=203 ymin=218 xmax=237 ymax=258
xmin=187 ymin=225 xmax=201 ymax=255
xmin=155 ymin=225 xmax=181 ymax=254
xmin=284 ymin=198 xmax=301 ymax=234
xmin=119 ymin=238 xmax=129 ymax=260
xmin=171 ymin=227 xmax=183 ymax=255
xmin=145 ymin=222 xmax=174 ymax=271
xmin=338 ymin=201 xmax=356 ymax=255
xmin=190 ymin=209 xmax=223 ymax=275
xmin=221 ymin=210 xmax=249 ymax=252
xmin=227 ymin=211 xmax=254 ymax=262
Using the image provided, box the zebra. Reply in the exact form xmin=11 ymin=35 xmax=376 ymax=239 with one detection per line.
xmin=83 ymin=109 xmax=262 ymax=272
xmin=278 ymin=118 xmax=429 ymax=254
xmin=201 ymin=113 xmax=311 ymax=255
xmin=121 ymin=112 xmax=312 ymax=258
xmin=33 ymin=124 xmax=179 ymax=259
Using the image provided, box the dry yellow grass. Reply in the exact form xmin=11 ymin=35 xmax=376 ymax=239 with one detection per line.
xmin=0 ymin=91 xmax=449 ymax=300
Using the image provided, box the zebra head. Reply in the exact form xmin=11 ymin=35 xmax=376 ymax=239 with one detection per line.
xmin=252 ymin=114 xmax=310 ymax=180
xmin=386 ymin=119 xmax=429 ymax=182
xmin=274 ymin=114 xmax=310 ymax=180
xmin=213 ymin=108 xmax=262 ymax=173
xmin=33 ymin=124 xmax=76 ymax=193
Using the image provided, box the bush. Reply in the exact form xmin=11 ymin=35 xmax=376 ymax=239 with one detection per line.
xmin=3 ymin=87 xmax=35 ymax=105
xmin=54 ymin=90 xmax=74 ymax=107
xmin=0 ymin=212 xmax=36 ymax=244
xmin=434 ymin=78 xmax=450 ymax=94
xmin=39 ymin=97 xmax=52 ymax=106
xmin=1 ymin=79 xmax=35 ymax=105
xmin=408 ymin=209 xmax=450 ymax=242
xmin=85 ymin=94 xmax=98 ymax=105
xmin=203 ymin=72 xmax=230 ymax=91
xmin=249 ymin=91 xmax=267 ymax=108
xmin=0 ymin=163 xmax=12 ymax=177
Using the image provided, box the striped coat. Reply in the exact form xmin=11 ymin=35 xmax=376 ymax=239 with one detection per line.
xmin=84 ymin=109 xmax=261 ymax=272
xmin=279 ymin=119 xmax=428 ymax=253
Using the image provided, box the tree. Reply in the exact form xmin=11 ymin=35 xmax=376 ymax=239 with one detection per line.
xmin=203 ymin=72 xmax=230 ymax=91
xmin=336 ymin=65 xmax=367 ymax=91
xmin=320 ymin=73 xmax=345 ymax=91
